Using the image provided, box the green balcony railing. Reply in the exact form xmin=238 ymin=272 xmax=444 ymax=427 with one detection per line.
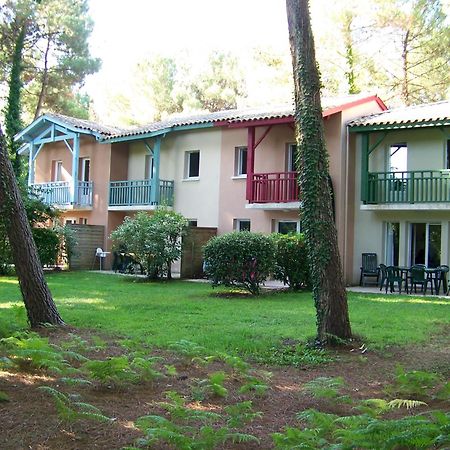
xmin=109 ymin=179 xmax=174 ymax=207
xmin=367 ymin=170 xmax=450 ymax=204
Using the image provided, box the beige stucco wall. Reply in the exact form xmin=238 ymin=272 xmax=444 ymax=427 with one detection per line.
xmin=351 ymin=126 xmax=450 ymax=284
xmin=161 ymin=128 xmax=222 ymax=226
xmin=127 ymin=142 xmax=148 ymax=180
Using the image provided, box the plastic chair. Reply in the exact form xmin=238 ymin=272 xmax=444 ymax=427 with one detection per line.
xmin=360 ymin=253 xmax=379 ymax=286
xmin=409 ymin=265 xmax=431 ymax=295
xmin=378 ymin=263 xmax=387 ymax=291
xmin=385 ymin=266 xmax=405 ymax=293
xmin=95 ymin=247 xmax=108 ymax=270
xmin=436 ymin=265 xmax=449 ymax=295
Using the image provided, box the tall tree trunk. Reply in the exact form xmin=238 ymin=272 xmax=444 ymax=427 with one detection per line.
xmin=0 ymin=129 xmax=65 ymax=327
xmin=286 ymin=0 xmax=352 ymax=343
xmin=34 ymin=37 xmax=52 ymax=120
xmin=401 ymin=30 xmax=410 ymax=106
xmin=4 ymin=23 xmax=26 ymax=179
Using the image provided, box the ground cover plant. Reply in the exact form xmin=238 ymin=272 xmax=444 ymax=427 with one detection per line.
xmin=0 ymin=272 xmax=449 ymax=449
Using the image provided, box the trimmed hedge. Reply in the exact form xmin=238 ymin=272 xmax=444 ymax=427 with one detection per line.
xmin=272 ymin=233 xmax=310 ymax=290
xmin=203 ymin=231 xmax=275 ymax=294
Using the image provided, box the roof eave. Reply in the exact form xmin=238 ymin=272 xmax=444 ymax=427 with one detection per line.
xmin=14 ymin=114 xmax=105 ymax=142
xmin=349 ymin=119 xmax=450 ymax=133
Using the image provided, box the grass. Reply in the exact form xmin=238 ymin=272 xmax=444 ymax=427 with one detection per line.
xmin=0 ymin=272 xmax=448 ymax=357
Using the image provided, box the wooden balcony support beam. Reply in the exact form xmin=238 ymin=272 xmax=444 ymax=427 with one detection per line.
xmin=361 ymin=133 xmax=369 ymax=203
xmin=70 ymin=134 xmax=80 ymax=205
xmin=246 ymin=127 xmax=256 ymax=201
xmin=150 ymin=136 xmax=161 ymax=205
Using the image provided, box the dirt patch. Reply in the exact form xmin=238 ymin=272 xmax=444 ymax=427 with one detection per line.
xmin=0 ymin=327 xmax=448 ymax=450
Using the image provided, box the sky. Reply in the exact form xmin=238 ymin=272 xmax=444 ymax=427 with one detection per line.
xmin=85 ymin=0 xmax=293 ymax=119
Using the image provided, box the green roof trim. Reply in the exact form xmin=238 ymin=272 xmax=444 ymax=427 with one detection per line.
xmin=349 ymin=119 xmax=450 ymax=133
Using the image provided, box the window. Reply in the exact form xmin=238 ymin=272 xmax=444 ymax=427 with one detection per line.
xmin=234 ymin=146 xmax=247 ymax=176
xmin=65 ymin=219 xmax=76 ymax=225
xmin=388 ymin=143 xmax=407 ymax=173
xmin=185 ymin=151 xmax=200 ymax=178
xmin=52 ymin=160 xmax=63 ymax=182
xmin=234 ymin=219 xmax=251 ymax=232
xmin=277 ymin=220 xmax=300 ymax=234
xmin=79 ymin=218 xmax=88 ymax=225
xmin=144 ymin=154 xmax=154 ymax=179
xmin=287 ymin=144 xmax=298 ymax=172
xmin=80 ymin=158 xmax=90 ymax=182
xmin=410 ymin=223 xmax=441 ymax=267
xmin=188 ymin=220 xmax=198 ymax=227
xmin=385 ymin=222 xmax=399 ymax=266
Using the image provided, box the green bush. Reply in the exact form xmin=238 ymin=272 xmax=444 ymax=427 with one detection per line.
xmin=272 ymin=233 xmax=310 ymax=290
xmin=32 ymin=227 xmax=60 ymax=266
xmin=110 ymin=208 xmax=188 ymax=279
xmin=203 ymin=232 xmax=275 ymax=294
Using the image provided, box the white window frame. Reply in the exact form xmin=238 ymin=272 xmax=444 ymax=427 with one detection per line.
xmin=80 ymin=158 xmax=90 ymax=182
xmin=233 ymin=219 xmax=251 ymax=232
xmin=53 ymin=160 xmax=63 ymax=182
xmin=275 ymin=220 xmax=301 ymax=234
xmin=145 ymin=154 xmax=154 ymax=180
xmin=184 ymin=150 xmax=200 ymax=179
xmin=234 ymin=146 xmax=248 ymax=177
xmin=287 ymin=143 xmax=297 ymax=172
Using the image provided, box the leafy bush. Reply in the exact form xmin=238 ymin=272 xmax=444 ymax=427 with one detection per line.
xmin=203 ymin=231 xmax=275 ymax=294
xmin=111 ymin=208 xmax=188 ymax=279
xmin=32 ymin=227 xmax=60 ymax=266
xmin=272 ymin=233 xmax=310 ymax=290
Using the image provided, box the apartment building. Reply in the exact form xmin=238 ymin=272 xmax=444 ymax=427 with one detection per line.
xmin=16 ymin=93 xmax=386 ymax=282
xmin=349 ymin=100 xmax=450 ymax=284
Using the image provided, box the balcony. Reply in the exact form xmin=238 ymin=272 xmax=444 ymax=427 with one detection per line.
xmin=246 ymin=171 xmax=300 ymax=210
xmin=31 ymin=181 xmax=93 ymax=208
xmin=108 ymin=179 xmax=174 ymax=210
xmin=364 ymin=170 xmax=450 ymax=209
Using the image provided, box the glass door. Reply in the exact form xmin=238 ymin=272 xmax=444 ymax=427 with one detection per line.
xmin=410 ymin=223 xmax=441 ymax=267
xmin=385 ymin=222 xmax=399 ymax=266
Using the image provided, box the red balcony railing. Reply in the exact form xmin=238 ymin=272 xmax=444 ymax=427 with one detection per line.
xmin=250 ymin=171 xmax=299 ymax=203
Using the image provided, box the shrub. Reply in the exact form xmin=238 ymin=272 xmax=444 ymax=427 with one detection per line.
xmin=272 ymin=233 xmax=310 ymax=290
xmin=110 ymin=208 xmax=188 ymax=279
xmin=203 ymin=231 xmax=275 ymax=294
xmin=32 ymin=227 xmax=60 ymax=266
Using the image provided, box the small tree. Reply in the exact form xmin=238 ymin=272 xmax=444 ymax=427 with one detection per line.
xmin=110 ymin=209 xmax=188 ymax=280
xmin=203 ymin=232 xmax=275 ymax=295
xmin=273 ymin=233 xmax=310 ymax=290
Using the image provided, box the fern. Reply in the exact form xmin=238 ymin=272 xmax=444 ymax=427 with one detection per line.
xmin=0 ymin=391 xmax=10 ymax=402
xmin=385 ymin=365 xmax=441 ymax=398
xmin=0 ymin=332 xmax=82 ymax=375
xmin=303 ymin=376 xmax=351 ymax=404
xmin=165 ymin=364 xmax=178 ymax=376
xmin=239 ymin=375 xmax=269 ymax=396
xmin=224 ymin=401 xmax=263 ymax=427
xmin=83 ymin=356 xmax=136 ymax=385
xmin=168 ymin=340 xmax=206 ymax=358
xmin=387 ymin=399 xmax=427 ymax=409
xmin=130 ymin=357 xmax=163 ymax=382
xmin=39 ymin=386 xmax=112 ymax=423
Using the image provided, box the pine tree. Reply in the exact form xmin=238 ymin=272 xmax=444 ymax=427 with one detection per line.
xmin=286 ymin=0 xmax=352 ymax=343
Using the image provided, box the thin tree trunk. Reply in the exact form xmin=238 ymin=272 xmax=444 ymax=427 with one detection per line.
xmin=34 ymin=37 xmax=51 ymax=120
xmin=0 ymin=129 xmax=65 ymax=327
xmin=286 ymin=0 xmax=352 ymax=343
xmin=401 ymin=30 xmax=410 ymax=106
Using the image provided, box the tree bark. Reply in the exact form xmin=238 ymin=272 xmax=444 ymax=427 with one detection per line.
xmin=286 ymin=0 xmax=352 ymax=343
xmin=34 ymin=36 xmax=52 ymax=120
xmin=0 ymin=129 xmax=65 ymax=327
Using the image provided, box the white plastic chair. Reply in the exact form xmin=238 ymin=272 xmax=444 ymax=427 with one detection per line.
xmin=95 ymin=247 xmax=109 ymax=270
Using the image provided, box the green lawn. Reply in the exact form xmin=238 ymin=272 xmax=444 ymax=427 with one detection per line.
xmin=0 ymin=272 xmax=448 ymax=356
